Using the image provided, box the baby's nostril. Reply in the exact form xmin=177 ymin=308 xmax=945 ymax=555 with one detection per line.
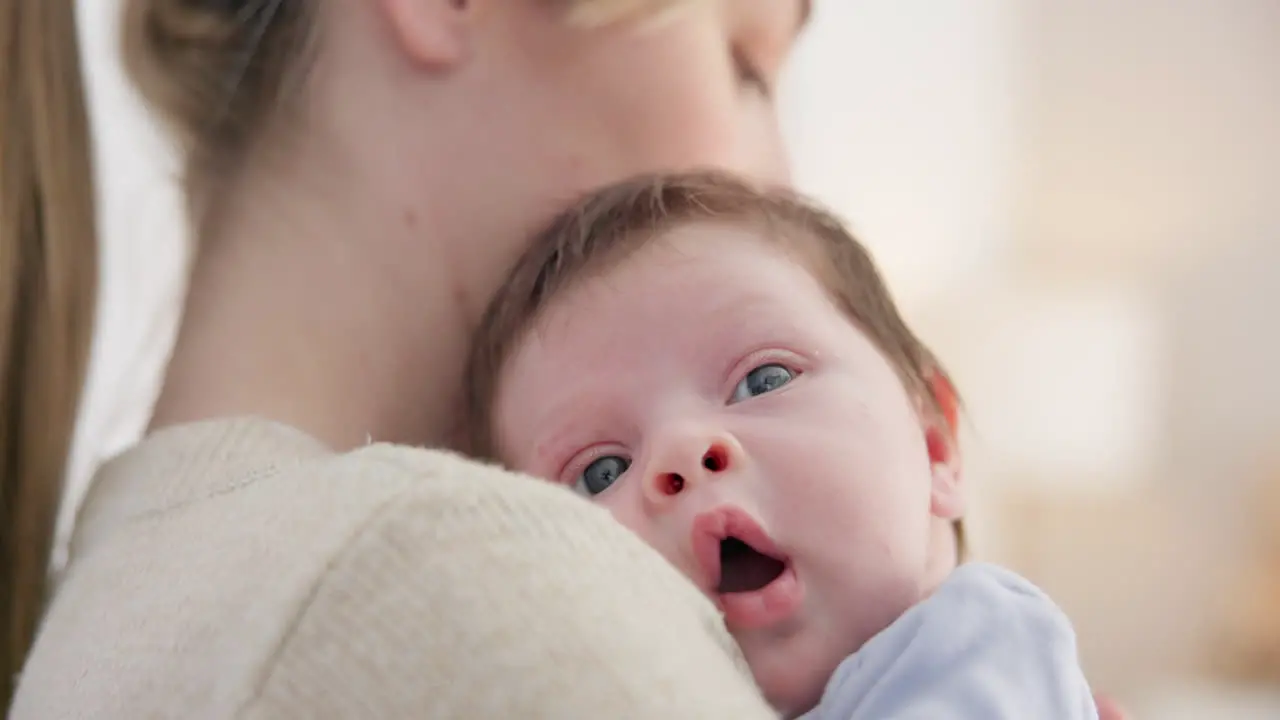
xmin=662 ymin=473 xmax=685 ymax=495
xmin=702 ymin=446 xmax=727 ymax=472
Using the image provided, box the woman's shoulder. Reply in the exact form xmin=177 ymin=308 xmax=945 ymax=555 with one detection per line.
xmin=67 ymin=417 xmax=500 ymax=554
xmin=18 ymin=418 xmax=755 ymax=719
xmin=66 ymin=416 xmax=617 ymax=590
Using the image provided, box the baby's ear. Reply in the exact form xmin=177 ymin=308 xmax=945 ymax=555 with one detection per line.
xmin=923 ymin=371 xmax=964 ymax=520
xmin=930 ymin=370 xmax=960 ymax=433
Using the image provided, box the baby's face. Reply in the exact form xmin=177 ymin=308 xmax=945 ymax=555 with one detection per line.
xmin=491 ymin=223 xmax=963 ymax=715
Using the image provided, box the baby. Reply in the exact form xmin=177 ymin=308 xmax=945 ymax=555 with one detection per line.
xmin=465 ymin=172 xmax=1098 ymax=719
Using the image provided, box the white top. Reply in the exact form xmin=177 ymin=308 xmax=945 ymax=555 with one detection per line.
xmin=802 ymin=563 xmax=1098 ymax=720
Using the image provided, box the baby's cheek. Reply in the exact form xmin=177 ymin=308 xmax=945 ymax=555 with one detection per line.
xmin=601 ymin=494 xmax=694 ymax=580
xmin=600 ymin=495 xmax=649 ymax=536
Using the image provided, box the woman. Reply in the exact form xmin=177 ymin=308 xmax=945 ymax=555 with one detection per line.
xmin=3 ymin=0 xmax=1127 ymax=717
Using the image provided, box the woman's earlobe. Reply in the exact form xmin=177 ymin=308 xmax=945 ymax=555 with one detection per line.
xmin=378 ymin=0 xmax=473 ymax=70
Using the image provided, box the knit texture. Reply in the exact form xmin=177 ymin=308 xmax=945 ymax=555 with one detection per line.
xmin=12 ymin=418 xmax=774 ymax=719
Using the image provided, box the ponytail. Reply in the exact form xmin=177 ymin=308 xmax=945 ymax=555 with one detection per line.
xmin=0 ymin=0 xmax=97 ymax=704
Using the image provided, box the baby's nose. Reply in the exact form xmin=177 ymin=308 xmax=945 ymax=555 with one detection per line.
xmin=644 ymin=433 xmax=739 ymax=505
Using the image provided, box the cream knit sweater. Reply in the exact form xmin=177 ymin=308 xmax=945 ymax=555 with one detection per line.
xmin=12 ymin=418 xmax=776 ymax=719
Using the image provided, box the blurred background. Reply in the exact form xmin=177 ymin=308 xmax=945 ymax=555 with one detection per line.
xmin=73 ymin=1 xmax=1278 ymax=716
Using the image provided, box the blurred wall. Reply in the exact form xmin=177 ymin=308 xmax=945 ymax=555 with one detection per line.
xmin=967 ymin=0 xmax=1278 ymax=704
xmin=782 ymin=0 xmax=1018 ymax=313
xmin=1012 ymin=0 xmax=1280 ymax=284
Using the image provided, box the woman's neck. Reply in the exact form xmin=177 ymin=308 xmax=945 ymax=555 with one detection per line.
xmin=151 ymin=154 xmax=473 ymax=452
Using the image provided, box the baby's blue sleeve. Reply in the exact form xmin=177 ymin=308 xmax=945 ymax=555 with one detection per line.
xmin=801 ymin=563 xmax=1098 ymax=720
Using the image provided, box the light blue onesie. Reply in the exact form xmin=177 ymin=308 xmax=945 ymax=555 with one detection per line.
xmin=798 ymin=563 xmax=1099 ymax=719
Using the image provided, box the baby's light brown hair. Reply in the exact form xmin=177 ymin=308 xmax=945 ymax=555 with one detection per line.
xmin=465 ymin=171 xmax=966 ymax=559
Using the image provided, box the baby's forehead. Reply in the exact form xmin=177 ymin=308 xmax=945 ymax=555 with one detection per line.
xmin=514 ymin=221 xmax=844 ymax=361
xmin=523 ymin=222 xmax=816 ymax=325
xmin=560 ymin=219 xmax=821 ymax=294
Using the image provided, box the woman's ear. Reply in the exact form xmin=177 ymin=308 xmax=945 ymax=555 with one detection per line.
xmin=377 ymin=0 xmax=475 ymax=70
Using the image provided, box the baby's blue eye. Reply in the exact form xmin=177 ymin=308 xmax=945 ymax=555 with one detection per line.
xmin=731 ymin=363 xmax=796 ymax=403
xmin=575 ymin=455 xmax=630 ymax=497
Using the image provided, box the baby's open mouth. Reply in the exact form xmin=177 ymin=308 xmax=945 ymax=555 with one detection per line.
xmin=717 ymin=536 xmax=787 ymax=594
xmin=692 ymin=508 xmax=804 ymax=629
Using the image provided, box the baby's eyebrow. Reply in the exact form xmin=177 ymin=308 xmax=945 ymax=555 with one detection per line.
xmin=529 ymin=432 xmax=571 ymax=474
xmin=527 ymin=410 xmax=601 ymax=475
xmin=526 ymin=375 xmax=643 ymax=472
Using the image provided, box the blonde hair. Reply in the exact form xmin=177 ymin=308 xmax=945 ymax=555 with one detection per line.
xmin=0 ymin=0 xmax=97 ymax=703
xmin=465 ymin=171 xmax=968 ymax=559
xmin=121 ymin=0 xmax=320 ymax=213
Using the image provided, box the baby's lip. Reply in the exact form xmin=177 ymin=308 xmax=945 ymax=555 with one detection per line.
xmin=690 ymin=506 xmax=803 ymax=630
xmin=690 ymin=506 xmax=787 ymax=594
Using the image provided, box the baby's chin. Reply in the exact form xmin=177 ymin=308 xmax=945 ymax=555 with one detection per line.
xmin=740 ymin=639 xmax=837 ymax=719
xmin=756 ymin=666 xmax=827 ymax=719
